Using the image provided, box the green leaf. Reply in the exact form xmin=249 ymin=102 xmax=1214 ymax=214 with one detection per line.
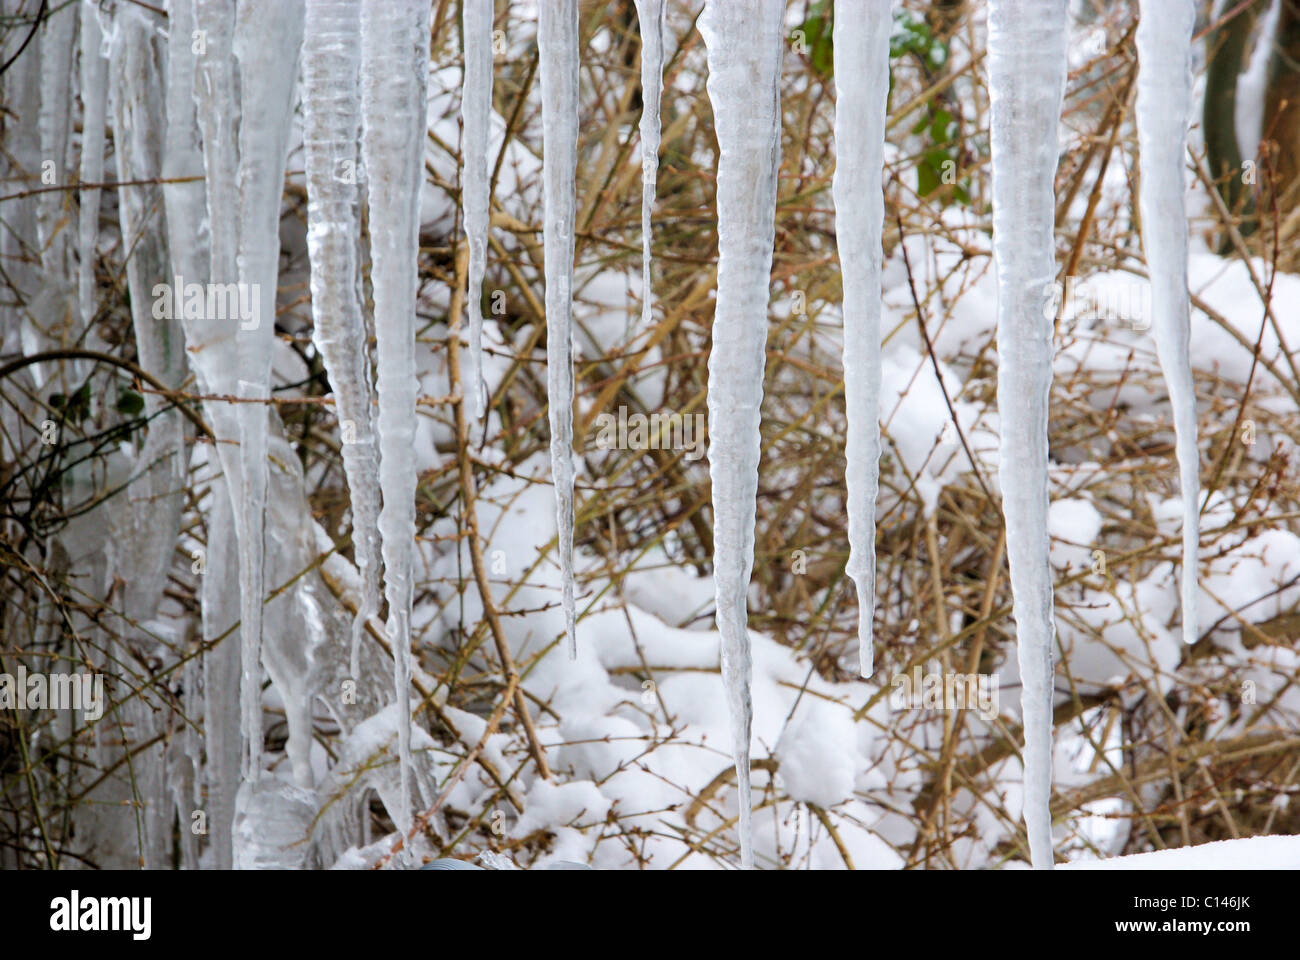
xmin=116 ymin=390 xmax=145 ymax=417
xmin=916 ymin=160 xmax=939 ymax=197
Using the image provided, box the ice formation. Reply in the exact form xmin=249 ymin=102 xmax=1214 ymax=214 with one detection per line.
xmin=633 ymin=0 xmax=665 ymax=330
xmin=538 ymin=0 xmax=580 ymax=659
xmin=462 ymin=0 xmax=493 ymax=418
xmin=987 ymin=0 xmax=1069 ymax=870
xmin=699 ymin=0 xmax=787 ymax=870
xmin=833 ymin=1 xmax=892 ymax=678
xmin=1136 ymin=0 xmax=1200 ymax=647
xmin=302 ymin=0 xmax=382 ymax=678
xmin=360 ymin=0 xmax=432 ymax=831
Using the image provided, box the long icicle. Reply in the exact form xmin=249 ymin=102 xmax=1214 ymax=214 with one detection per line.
xmin=538 ymin=0 xmax=579 ymax=659
xmin=77 ymin=0 xmax=108 ymax=332
xmin=1136 ymin=0 xmax=1199 ymax=647
xmin=699 ymin=0 xmax=785 ymax=871
xmin=36 ymin=0 xmax=76 ymax=278
xmin=360 ymin=0 xmax=430 ymax=833
xmin=834 ymin=0 xmax=891 ymax=679
xmin=32 ymin=0 xmax=76 ymax=383
xmin=462 ymin=0 xmax=493 ymax=419
xmin=302 ymin=0 xmax=381 ymax=680
xmin=632 ymin=0 xmax=665 ymax=331
xmin=231 ymin=0 xmax=306 ymax=783
xmin=987 ymin=0 xmax=1068 ymax=870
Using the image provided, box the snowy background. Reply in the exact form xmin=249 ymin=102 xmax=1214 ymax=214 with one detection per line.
xmin=1 ymin=0 xmax=1299 ymax=870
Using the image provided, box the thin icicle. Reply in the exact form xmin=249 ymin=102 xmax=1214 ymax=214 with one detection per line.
xmin=987 ymin=0 xmax=1068 ymax=871
xmin=699 ymin=0 xmax=785 ymax=871
xmin=302 ymin=0 xmax=381 ymax=680
xmin=462 ymin=0 xmax=493 ymax=419
xmin=163 ymin=0 xmax=207 ymax=282
xmin=1136 ymin=0 xmax=1199 ymax=647
xmin=203 ymin=473 xmax=241 ymax=869
xmin=37 ymin=0 xmax=76 ymax=275
xmin=109 ymin=2 xmax=189 ymax=624
xmin=632 ymin=0 xmax=664 ymax=330
xmin=28 ymin=0 xmax=77 ymax=382
xmin=193 ymin=0 xmax=239 ymax=291
xmin=538 ymin=0 xmax=579 ymax=659
xmin=360 ymin=0 xmax=430 ymax=833
xmin=78 ymin=0 xmax=108 ymax=329
xmin=0 ymin=0 xmax=40 ymax=363
xmin=834 ymin=0 xmax=890 ymax=679
xmin=232 ymin=0 xmax=306 ymax=783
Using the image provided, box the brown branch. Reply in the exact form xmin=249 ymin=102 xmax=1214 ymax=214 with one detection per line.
xmin=446 ymin=243 xmax=553 ymax=780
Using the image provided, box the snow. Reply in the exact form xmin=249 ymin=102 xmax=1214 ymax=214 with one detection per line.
xmin=538 ymin=0 xmax=581 ymax=659
xmin=1064 ymin=834 xmax=1300 ymax=870
xmin=698 ymin=0 xmax=786 ymax=870
xmin=1136 ymin=0 xmax=1199 ymax=646
xmin=302 ymin=0 xmax=382 ymax=679
xmin=633 ymin=0 xmax=665 ymax=331
xmin=462 ymin=0 xmax=493 ymax=418
xmin=833 ymin=0 xmax=891 ymax=678
xmin=361 ymin=0 xmax=431 ymax=833
xmin=987 ymin=0 xmax=1069 ymax=871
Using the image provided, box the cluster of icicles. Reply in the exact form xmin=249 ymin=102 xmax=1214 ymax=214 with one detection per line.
xmin=47 ymin=0 xmax=1196 ymax=869
xmin=620 ymin=0 xmax=1199 ymax=871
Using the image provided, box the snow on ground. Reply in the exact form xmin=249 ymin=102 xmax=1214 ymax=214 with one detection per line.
xmin=1063 ymin=834 xmax=1300 ymax=869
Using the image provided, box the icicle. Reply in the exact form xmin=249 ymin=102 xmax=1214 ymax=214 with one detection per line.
xmin=194 ymin=0 xmax=239 ymax=289
xmin=108 ymin=2 xmax=189 ymax=624
xmin=1 ymin=0 xmax=40 ymax=365
xmin=698 ymin=0 xmax=785 ymax=871
xmin=833 ymin=1 xmax=890 ymax=679
xmin=462 ymin=0 xmax=493 ymax=418
xmin=36 ymin=0 xmax=76 ymax=276
xmin=632 ymin=0 xmax=665 ymax=330
xmin=232 ymin=0 xmax=306 ymax=783
xmin=163 ymin=0 xmax=208 ymax=285
xmin=987 ymin=0 xmax=1068 ymax=871
xmin=302 ymin=0 xmax=381 ymax=680
xmin=538 ymin=0 xmax=580 ymax=659
xmin=203 ymin=474 xmax=242 ymax=869
xmin=78 ymin=0 xmax=108 ymax=330
xmin=360 ymin=0 xmax=430 ymax=833
xmin=27 ymin=0 xmax=77 ymax=381
xmin=1136 ymin=0 xmax=1199 ymax=647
